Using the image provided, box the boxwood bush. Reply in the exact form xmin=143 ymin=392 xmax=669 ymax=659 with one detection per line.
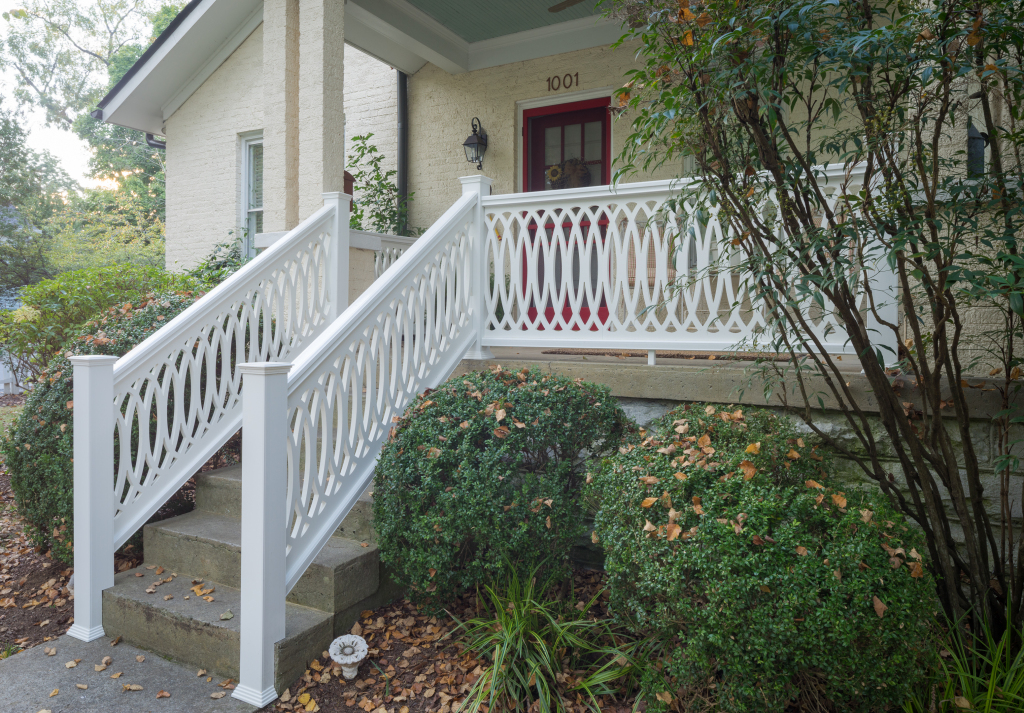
xmin=591 ymin=403 xmax=937 ymax=713
xmin=374 ymin=365 xmax=634 ymax=604
xmin=1 ymin=292 xmax=201 ymax=562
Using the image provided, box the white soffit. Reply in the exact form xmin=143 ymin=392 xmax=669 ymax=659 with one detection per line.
xmin=345 ymin=0 xmax=624 ymax=74
xmin=99 ymin=0 xmax=263 ymax=135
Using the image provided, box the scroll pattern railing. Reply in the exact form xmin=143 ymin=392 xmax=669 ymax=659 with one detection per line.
xmin=283 ymin=197 xmax=475 ymax=589
xmin=109 ymin=198 xmax=346 ymax=547
xmin=480 ymin=175 xmax=880 ymax=355
xmin=234 ymin=182 xmax=482 ymax=704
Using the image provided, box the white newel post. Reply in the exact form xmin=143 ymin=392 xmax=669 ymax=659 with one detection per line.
xmin=324 ymin=191 xmax=352 ymax=322
xmin=234 ymin=363 xmax=291 ymax=707
xmin=67 ymin=355 xmax=118 ymax=642
xmin=460 ymin=175 xmax=494 ymax=360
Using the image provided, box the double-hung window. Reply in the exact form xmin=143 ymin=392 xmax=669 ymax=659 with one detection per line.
xmin=242 ymin=134 xmax=263 ymax=257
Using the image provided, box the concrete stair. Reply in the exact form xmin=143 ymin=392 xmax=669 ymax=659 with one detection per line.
xmin=101 ymin=464 xmax=399 ymax=692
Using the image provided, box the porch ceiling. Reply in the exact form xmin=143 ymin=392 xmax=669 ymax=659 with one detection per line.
xmin=405 ymin=0 xmax=603 ymax=43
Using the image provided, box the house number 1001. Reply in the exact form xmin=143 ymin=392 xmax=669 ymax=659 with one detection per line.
xmin=547 ymin=73 xmax=579 ymax=91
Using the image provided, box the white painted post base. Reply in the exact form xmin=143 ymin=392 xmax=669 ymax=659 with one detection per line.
xmin=233 ymin=363 xmax=291 ymax=706
xmin=648 ymin=350 xmax=656 ymax=366
xmin=67 ymin=356 xmax=118 ymax=642
xmin=464 ymin=345 xmax=495 ymax=360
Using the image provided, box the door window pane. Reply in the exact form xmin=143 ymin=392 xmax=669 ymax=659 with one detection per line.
xmin=544 ymin=126 xmax=561 ymax=167
xmin=564 ymin=124 xmax=582 ymax=160
xmin=584 ymin=122 xmax=602 ymax=161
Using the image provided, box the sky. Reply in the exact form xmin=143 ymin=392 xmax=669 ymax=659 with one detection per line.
xmin=0 ymin=0 xmax=101 ymax=188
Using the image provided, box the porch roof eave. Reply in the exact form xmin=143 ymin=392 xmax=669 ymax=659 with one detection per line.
xmin=94 ymin=0 xmax=624 ymax=136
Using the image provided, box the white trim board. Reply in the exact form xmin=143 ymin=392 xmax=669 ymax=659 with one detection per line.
xmin=161 ymin=4 xmax=264 ymax=123
xmin=516 ymin=87 xmax=615 ymax=193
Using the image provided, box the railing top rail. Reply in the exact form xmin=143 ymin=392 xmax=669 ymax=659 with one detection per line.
xmin=286 ymin=192 xmax=476 ymax=390
xmin=350 ymin=229 xmax=417 ymax=250
xmin=112 ymin=203 xmax=335 ymax=385
xmin=480 ymin=178 xmax=694 ymax=208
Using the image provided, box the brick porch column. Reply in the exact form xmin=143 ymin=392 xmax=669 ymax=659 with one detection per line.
xmin=298 ymin=0 xmax=346 ymax=221
xmin=263 ymin=0 xmax=300 ymax=232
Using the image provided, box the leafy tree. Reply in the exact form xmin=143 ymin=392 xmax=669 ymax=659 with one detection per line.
xmin=611 ymin=0 xmax=1024 ymax=636
xmin=43 ymin=188 xmax=165 ymax=274
xmin=1 ymin=2 xmax=183 ymax=218
xmin=0 ymin=98 xmax=75 ymax=297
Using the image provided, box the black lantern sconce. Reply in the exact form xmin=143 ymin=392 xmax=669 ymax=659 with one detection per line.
xmin=463 ymin=118 xmax=487 ymax=170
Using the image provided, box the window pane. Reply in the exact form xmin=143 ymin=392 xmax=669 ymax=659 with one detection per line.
xmin=584 ymin=121 xmax=602 ymax=161
xmin=544 ymin=126 xmax=561 ymax=166
xmin=564 ymin=124 xmax=582 ymax=160
xmin=248 ymin=210 xmax=264 ymax=243
xmin=249 ymin=143 xmax=263 ymax=210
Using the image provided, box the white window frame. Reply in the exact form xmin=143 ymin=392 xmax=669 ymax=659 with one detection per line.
xmin=240 ymin=131 xmax=264 ymax=258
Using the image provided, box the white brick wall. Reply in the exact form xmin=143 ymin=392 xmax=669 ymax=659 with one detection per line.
xmin=164 ymin=24 xmax=264 ymax=271
xmin=407 ymin=40 xmax=681 ymax=229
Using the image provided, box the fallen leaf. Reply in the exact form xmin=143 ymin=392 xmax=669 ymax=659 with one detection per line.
xmin=873 ymin=596 xmax=888 ymax=618
xmin=805 ymin=480 xmax=824 ymax=490
xmin=197 ymin=669 xmax=207 ymax=677
xmin=95 ymin=664 xmax=107 ymax=672
xmin=136 ymin=655 xmax=145 ymax=663
xmin=831 ymin=492 xmax=847 ymax=508
xmin=101 ymin=656 xmax=112 ymax=665
xmin=110 ymin=636 xmax=121 ymax=646
xmin=211 ymin=691 xmax=226 ymax=699
xmin=697 ymin=434 xmax=711 ymax=448
xmin=220 ymin=610 xmax=234 ymax=620
xmin=110 ymin=672 xmax=123 ymax=679
xmin=65 ymin=660 xmax=80 ymax=669
xmin=860 ymin=509 xmax=874 ymax=524
xmin=786 ymin=448 xmax=801 ymax=459
xmin=745 ymin=442 xmax=761 ymax=454
xmin=739 ymin=460 xmax=756 ymax=480
xmin=909 ymin=561 xmax=924 ymax=578
xmin=796 ymin=546 xmax=809 ymax=556
xmin=954 ymin=695 xmax=971 ymax=708
xmin=76 ymin=684 xmax=88 ymax=690
xmin=49 ymin=689 xmax=58 ymax=697
xmin=44 ymin=647 xmax=56 ymax=656
xmin=157 ymin=690 xmax=171 ymax=699
xmin=752 ymin=535 xmax=765 ymax=546
xmin=641 ymin=497 xmax=658 ymax=508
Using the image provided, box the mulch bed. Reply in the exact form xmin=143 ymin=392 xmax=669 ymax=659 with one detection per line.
xmin=261 ymin=570 xmax=641 ymax=713
xmin=0 ymin=393 xmax=25 ymax=408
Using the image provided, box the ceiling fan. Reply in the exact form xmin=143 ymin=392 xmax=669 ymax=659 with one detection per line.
xmin=548 ymin=0 xmax=589 ymax=12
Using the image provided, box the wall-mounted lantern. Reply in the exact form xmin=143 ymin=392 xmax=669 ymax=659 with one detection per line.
xmin=462 ymin=118 xmax=487 ymax=170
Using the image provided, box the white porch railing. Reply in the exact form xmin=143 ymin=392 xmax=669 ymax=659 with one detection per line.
xmin=480 ymin=171 xmax=893 ymax=356
xmin=348 ymin=229 xmax=416 ymax=278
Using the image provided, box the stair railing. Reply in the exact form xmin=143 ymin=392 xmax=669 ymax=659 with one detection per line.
xmin=234 ymin=177 xmax=487 ymax=705
xmin=68 ymin=192 xmax=350 ymax=644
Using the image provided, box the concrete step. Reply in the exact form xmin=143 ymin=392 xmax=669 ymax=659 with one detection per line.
xmin=102 ymin=566 xmax=332 ymax=693
xmin=143 ymin=510 xmax=380 ymax=619
xmin=194 ymin=465 xmax=377 ymax=544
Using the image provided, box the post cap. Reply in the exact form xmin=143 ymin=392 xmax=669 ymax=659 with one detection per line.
xmin=238 ymin=362 xmax=293 ymax=375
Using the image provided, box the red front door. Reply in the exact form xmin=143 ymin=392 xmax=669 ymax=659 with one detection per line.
xmin=523 ymin=98 xmax=611 ymax=329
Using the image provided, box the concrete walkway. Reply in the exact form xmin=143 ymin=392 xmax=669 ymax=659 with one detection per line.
xmin=0 ymin=634 xmax=256 ymax=713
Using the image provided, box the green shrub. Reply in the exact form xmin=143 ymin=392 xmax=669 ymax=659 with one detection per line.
xmin=591 ymin=403 xmax=937 ymax=713
xmin=1 ymin=292 xmax=201 ymax=562
xmin=374 ymin=365 xmax=633 ymax=604
xmin=0 ymin=263 xmax=201 ymax=380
